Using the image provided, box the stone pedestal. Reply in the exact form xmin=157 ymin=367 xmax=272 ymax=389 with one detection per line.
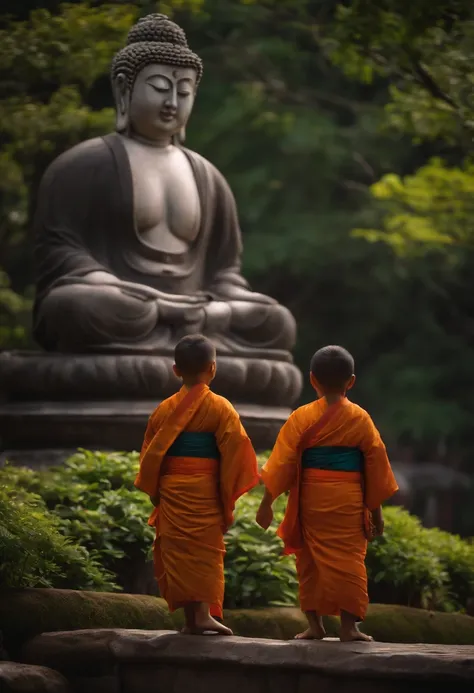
xmin=0 ymin=350 xmax=302 ymax=458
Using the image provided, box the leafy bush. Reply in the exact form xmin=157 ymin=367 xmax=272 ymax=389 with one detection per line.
xmin=421 ymin=526 xmax=474 ymax=612
xmin=0 ymin=451 xmax=154 ymax=584
xmin=366 ymin=506 xmax=448 ymax=609
xmin=367 ymin=507 xmax=474 ymax=612
xmin=225 ymin=490 xmax=297 ymax=608
xmin=2 ymin=450 xmax=474 ymax=613
xmin=0 ymin=483 xmax=115 ymax=591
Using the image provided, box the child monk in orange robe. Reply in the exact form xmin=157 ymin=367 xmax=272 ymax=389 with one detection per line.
xmin=256 ymin=345 xmax=398 ymax=642
xmin=135 ymin=334 xmax=259 ymax=636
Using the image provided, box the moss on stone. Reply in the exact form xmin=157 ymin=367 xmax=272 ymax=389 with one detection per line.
xmin=0 ymin=589 xmax=173 ymax=655
xmin=361 ymin=604 xmax=474 ymax=644
xmin=1 ymin=589 xmax=474 ymax=655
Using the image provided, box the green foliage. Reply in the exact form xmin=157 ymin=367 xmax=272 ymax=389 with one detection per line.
xmin=424 ymin=526 xmax=474 ymax=612
xmin=0 ymin=269 xmax=33 ymax=348
xmin=0 ymin=482 xmax=115 ymax=591
xmin=315 ymin=2 xmax=474 ymax=471
xmin=1 ymin=450 xmax=155 ymax=580
xmin=2 ymin=451 xmax=474 ymax=613
xmin=2 ymin=1 xmax=474 ymax=480
xmin=354 ymin=158 xmax=474 ymax=255
xmin=367 ymin=506 xmax=474 ymax=612
xmin=323 ymin=2 xmax=474 ymax=256
xmin=323 ymin=1 xmax=474 ymax=144
xmin=225 ymin=488 xmax=297 ymax=608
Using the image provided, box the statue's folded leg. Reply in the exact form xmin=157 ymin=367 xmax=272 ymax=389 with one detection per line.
xmin=227 ymin=300 xmax=297 ymax=351
xmin=34 ymin=283 xmax=161 ymax=352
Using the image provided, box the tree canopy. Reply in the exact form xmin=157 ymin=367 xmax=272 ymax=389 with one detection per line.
xmin=1 ymin=1 xmax=474 ymax=511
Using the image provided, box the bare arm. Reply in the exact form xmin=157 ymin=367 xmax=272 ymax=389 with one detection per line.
xmin=256 ymin=487 xmax=274 ymax=530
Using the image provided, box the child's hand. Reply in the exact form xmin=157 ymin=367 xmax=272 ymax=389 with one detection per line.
xmin=256 ymin=503 xmax=273 ymax=530
xmin=371 ymin=507 xmax=384 ymax=536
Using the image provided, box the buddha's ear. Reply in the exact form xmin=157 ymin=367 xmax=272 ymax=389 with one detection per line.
xmin=113 ymin=73 xmax=130 ymax=134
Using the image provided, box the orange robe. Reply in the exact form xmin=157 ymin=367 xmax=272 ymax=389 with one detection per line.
xmin=135 ymin=384 xmax=259 ymax=618
xmin=260 ymin=397 xmax=398 ymax=620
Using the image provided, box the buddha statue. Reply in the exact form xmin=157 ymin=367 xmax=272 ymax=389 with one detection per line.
xmin=32 ymin=13 xmax=296 ymax=356
xmin=0 ymin=14 xmax=302 ymax=456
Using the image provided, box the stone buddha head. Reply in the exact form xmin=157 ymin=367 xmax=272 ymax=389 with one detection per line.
xmin=111 ymin=14 xmax=203 ymax=144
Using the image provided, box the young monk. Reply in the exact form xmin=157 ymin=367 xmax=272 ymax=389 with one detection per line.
xmin=256 ymin=345 xmax=398 ymax=642
xmin=135 ymin=334 xmax=259 ymax=636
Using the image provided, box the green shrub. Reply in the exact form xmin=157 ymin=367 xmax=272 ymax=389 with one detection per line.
xmin=0 ymin=484 xmax=115 ymax=591
xmin=422 ymin=526 xmax=474 ymax=612
xmin=367 ymin=506 xmax=474 ymax=612
xmin=225 ymin=489 xmax=297 ymax=608
xmin=366 ymin=506 xmax=448 ymax=609
xmin=2 ymin=450 xmax=474 ymax=614
xmin=1 ymin=451 xmax=154 ymax=583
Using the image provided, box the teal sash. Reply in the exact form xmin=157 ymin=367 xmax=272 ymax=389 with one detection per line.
xmin=166 ymin=431 xmax=220 ymax=460
xmin=302 ymin=446 xmax=363 ymax=472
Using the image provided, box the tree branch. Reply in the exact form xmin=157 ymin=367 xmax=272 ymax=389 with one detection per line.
xmin=410 ymin=56 xmax=458 ymax=110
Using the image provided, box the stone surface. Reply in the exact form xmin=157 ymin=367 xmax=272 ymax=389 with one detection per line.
xmin=0 ymin=351 xmax=301 ymax=406
xmin=0 ymin=399 xmax=289 ymax=453
xmin=0 ymin=349 xmax=300 ymax=451
xmin=0 ymin=662 xmax=70 ymax=693
xmin=21 ymin=629 xmax=474 ymax=693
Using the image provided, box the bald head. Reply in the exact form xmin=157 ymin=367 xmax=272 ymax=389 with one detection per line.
xmin=310 ymin=345 xmax=354 ymax=393
xmin=174 ymin=334 xmax=216 ymax=377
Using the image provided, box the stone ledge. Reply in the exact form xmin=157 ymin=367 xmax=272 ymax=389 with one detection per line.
xmin=0 ymin=350 xmax=303 ymax=407
xmin=0 ymin=400 xmax=287 ymax=452
xmin=0 ymin=661 xmax=71 ymax=693
xmin=22 ymin=629 xmax=474 ymax=683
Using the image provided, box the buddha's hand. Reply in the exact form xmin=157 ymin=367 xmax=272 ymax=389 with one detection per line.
xmin=82 ymin=271 xmax=163 ymax=301
xmin=159 ymin=297 xmax=207 ymax=329
xmin=82 ymin=272 xmax=208 ymax=306
xmin=210 ymin=282 xmax=276 ymax=305
xmin=203 ymin=301 xmax=232 ymax=332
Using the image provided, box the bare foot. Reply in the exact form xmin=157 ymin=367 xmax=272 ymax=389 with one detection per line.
xmin=186 ymin=615 xmax=233 ymax=636
xmin=294 ymin=624 xmax=326 ymax=640
xmin=340 ymin=626 xmax=373 ymax=642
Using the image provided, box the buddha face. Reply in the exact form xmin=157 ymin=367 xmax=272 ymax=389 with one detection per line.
xmin=126 ymin=63 xmax=197 ymax=143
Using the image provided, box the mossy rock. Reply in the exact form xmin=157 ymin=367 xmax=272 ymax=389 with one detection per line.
xmin=1 ymin=589 xmax=474 ymax=656
xmin=0 ymin=589 xmax=173 ymax=656
xmin=362 ymin=604 xmax=474 ymax=644
xmin=225 ymin=605 xmax=474 ymax=644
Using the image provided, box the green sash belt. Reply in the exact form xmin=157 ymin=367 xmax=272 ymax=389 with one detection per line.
xmin=302 ymin=446 xmax=363 ymax=472
xmin=166 ymin=431 xmax=220 ymax=460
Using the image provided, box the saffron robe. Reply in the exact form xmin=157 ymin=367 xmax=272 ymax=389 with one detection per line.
xmin=260 ymin=397 xmax=398 ymax=620
xmin=135 ymin=384 xmax=259 ymax=618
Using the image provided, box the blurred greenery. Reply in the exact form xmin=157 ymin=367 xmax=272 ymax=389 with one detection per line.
xmin=0 ymin=480 xmax=116 ymax=591
xmin=1 ymin=1 xmax=474 ymax=527
xmin=1 ymin=449 xmax=474 ymax=612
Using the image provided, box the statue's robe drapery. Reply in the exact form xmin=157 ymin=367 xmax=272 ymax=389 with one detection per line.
xmin=260 ymin=398 xmax=398 ymax=620
xmin=135 ymin=384 xmax=259 ymax=618
xmin=32 ymin=133 xmax=253 ymax=350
